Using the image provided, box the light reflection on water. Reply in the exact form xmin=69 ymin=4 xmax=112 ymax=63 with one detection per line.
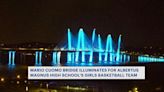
xmin=8 ymin=65 xmax=16 ymax=69
xmin=0 ymin=60 xmax=123 ymax=78
xmin=0 ymin=61 xmax=158 ymax=78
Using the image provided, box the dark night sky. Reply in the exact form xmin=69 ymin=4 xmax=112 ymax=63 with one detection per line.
xmin=0 ymin=0 xmax=163 ymax=47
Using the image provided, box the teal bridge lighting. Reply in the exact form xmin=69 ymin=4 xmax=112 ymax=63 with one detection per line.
xmin=3 ymin=28 xmax=164 ymax=66
xmin=8 ymin=51 xmax=16 ymax=66
xmin=55 ymin=28 xmax=131 ymax=65
xmin=138 ymin=55 xmax=164 ymax=62
xmin=35 ymin=51 xmax=42 ymax=66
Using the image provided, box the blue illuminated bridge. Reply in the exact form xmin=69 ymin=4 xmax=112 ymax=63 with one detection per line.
xmin=0 ymin=28 xmax=164 ymax=66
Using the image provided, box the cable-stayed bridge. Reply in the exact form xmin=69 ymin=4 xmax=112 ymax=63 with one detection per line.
xmin=0 ymin=28 xmax=163 ymax=66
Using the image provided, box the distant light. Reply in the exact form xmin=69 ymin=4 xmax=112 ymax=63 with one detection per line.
xmin=61 ymin=48 xmax=64 ymax=50
xmin=24 ymin=80 xmax=27 ymax=83
xmin=17 ymin=81 xmax=20 ymax=84
xmin=65 ymin=86 xmax=87 ymax=91
xmin=155 ymin=87 xmax=161 ymax=91
xmin=19 ymin=48 xmax=27 ymax=50
xmin=39 ymin=48 xmax=44 ymax=50
xmin=46 ymin=83 xmax=49 ymax=89
xmin=17 ymin=75 xmax=21 ymax=79
xmin=128 ymin=90 xmax=132 ymax=92
xmin=134 ymin=87 xmax=138 ymax=91
xmin=1 ymin=78 xmax=5 ymax=82
xmin=73 ymin=87 xmax=80 ymax=90
xmin=25 ymin=86 xmax=29 ymax=91
xmin=67 ymin=85 xmax=69 ymax=89
xmin=44 ymin=48 xmax=49 ymax=51
xmin=81 ymin=88 xmax=86 ymax=91
xmin=133 ymin=87 xmax=138 ymax=92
